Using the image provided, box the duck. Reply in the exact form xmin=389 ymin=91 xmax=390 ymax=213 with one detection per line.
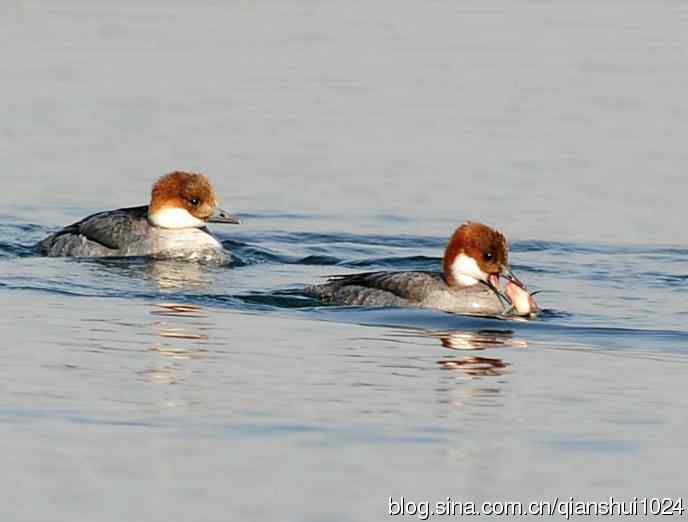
xmin=305 ymin=222 xmax=537 ymax=317
xmin=37 ymin=171 xmax=239 ymax=261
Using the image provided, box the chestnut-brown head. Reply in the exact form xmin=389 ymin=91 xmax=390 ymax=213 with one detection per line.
xmin=442 ymin=222 xmax=522 ymax=288
xmin=147 ymin=171 xmax=239 ymax=229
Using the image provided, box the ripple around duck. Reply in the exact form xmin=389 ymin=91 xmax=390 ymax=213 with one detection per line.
xmin=2 ymin=216 xmax=687 ymax=341
xmin=297 ymin=306 xmax=688 ymax=356
xmin=225 ymin=230 xmax=445 ymax=249
xmin=0 ymin=240 xmax=39 ymax=258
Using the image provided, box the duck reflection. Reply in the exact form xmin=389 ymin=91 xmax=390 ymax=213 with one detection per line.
xmin=144 ymin=260 xmax=215 ymax=290
xmin=142 ymin=303 xmax=213 ymax=388
xmin=437 ymin=356 xmax=509 ymax=376
xmin=87 ymin=257 xmax=217 ymax=291
xmin=429 ymin=329 xmax=526 ymax=378
xmin=150 ymin=302 xmax=208 ymax=318
xmin=430 ymin=329 xmax=527 ymax=351
xmin=138 ymin=366 xmax=179 ymax=385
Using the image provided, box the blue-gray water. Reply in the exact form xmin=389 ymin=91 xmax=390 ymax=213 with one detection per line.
xmin=2 ymin=2 xmax=688 ymax=521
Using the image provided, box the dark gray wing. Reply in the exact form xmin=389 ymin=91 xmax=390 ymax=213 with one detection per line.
xmin=306 ymin=270 xmax=513 ymax=314
xmin=307 ymin=271 xmax=447 ymax=303
xmin=39 ymin=205 xmax=149 ymax=253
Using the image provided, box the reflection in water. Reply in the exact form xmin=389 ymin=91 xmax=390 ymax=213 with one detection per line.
xmin=426 ymin=330 xmax=514 ymax=415
xmin=144 ymin=260 xmax=215 ymax=290
xmin=149 ymin=345 xmax=209 ymax=359
xmin=157 ymin=328 xmax=208 ymax=340
xmin=380 ymin=328 xmax=526 ymax=380
xmin=88 ymin=258 xmax=216 ymax=291
xmin=151 ymin=304 xmax=211 ymax=359
xmin=138 ymin=367 xmax=179 ymax=385
xmin=435 ymin=384 xmax=503 ymax=411
xmin=437 ymin=356 xmax=509 ymax=377
xmin=144 ymin=303 xmax=213 ymax=385
xmin=430 ymin=330 xmax=520 ymax=381
xmin=431 ymin=329 xmax=528 ymax=350
xmin=151 ymin=303 xmax=207 ymax=317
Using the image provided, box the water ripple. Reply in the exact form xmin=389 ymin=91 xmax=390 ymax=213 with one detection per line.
xmin=2 ymin=216 xmax=686 ymax=337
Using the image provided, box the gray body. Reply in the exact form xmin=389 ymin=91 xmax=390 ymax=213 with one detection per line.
xmin=37 ymin=205 xmax=228 ymax=261
xmin=306 ymin=271 xmax=510 ymax=316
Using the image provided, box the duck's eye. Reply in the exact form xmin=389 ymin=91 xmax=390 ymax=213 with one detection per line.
xmin=484 ymin=251 xmax=494 ymax=261
xmin=189 ymin=197 xmax=200 ymax=207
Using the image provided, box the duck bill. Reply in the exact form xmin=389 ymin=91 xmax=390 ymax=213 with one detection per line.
xmin=207 ymin=208 xmax=241 ymax=224
xmin=500 ymin=265 xmax=525 ymax=289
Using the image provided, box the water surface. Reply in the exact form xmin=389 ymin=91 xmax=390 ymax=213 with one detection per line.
xmin=2 ymin=2 xmax=687 ymax=521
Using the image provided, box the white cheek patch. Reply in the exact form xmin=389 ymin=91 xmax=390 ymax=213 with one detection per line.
xmin=149 ymin=208 xmax=205 ymax=229
xmin=451 ymin=253 xmax=488 ymax=286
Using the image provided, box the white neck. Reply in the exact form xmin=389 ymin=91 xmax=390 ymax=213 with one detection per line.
xmin=455 ymin=273 xmax=480 ymax=286
xmin=450 ymin=253 xmax=487 ymax=287
xmin=149 ymin=207 xmax=205 ymax=229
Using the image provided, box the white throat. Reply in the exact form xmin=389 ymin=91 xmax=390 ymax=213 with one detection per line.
xmin=450 ymin=253 xmax=488 ymax=286
xmin=149 ymin=207 xmax=205 ymax=229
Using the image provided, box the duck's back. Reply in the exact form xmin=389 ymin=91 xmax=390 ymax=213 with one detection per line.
xmin=38 ymin=206 xmax=153 ymax=257
xmin=306 ymin=271 xmax=507 ymax=315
